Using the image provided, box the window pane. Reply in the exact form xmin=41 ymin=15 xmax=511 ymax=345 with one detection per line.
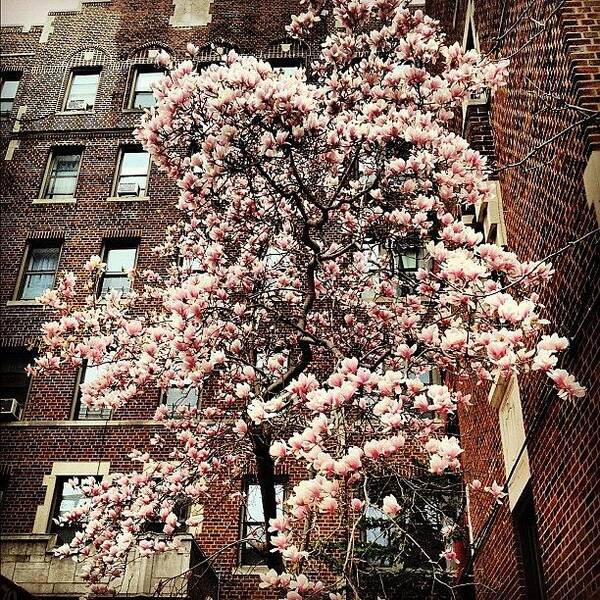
xmin=131 ymin=70 xmax=161 ymax=109
xmin=82 ymin=363 xmax=107 ymax=384
xmin=19 ymin=245 xmax=60 ymax=300
xmin=135 ymin=71 xmax=161 ymax=92
xmin=105 ymin=247 xmax=136 ymax=272
xmin=246 ymin=484 xmax=265 ymax=522
xmin=21 ymin=274 xmax=55 ymax=300
xmin=165 ymin=385 xmax=198 ymax=409
xmin=365 ymin=505 xmax=390 ymax=547
xmin=56 ymin=480 xmax=86 ymax=520
xmin=117 ymin=151 xmax=150 ymax=196
xmin=46 ymin=152 xmax=81 ymax=198
xmin=100 ymin=274 xmax=130 ymax=295
xmin=51 ymin=477 xmax=100 ymax=541
xmin=363 ymin=242 xmax=380 ymax=272
xmin=1 ymin=79 xmax=19 ymax=100
xmin=398 ymin=249 xmax=420 ymax=271
xmin=120 ymin=151 xmax=150 ymax=176
xmin=246 ymin=483 xmax=284 ymax=523
xmin=27 ymin=246 xmax=60 ymax=272
xmin=242 ymin=481 xmax=285 ymax=565
xmin=77 ymin=364 xmax=111 ymax=420
xmin=67 ymin=72 xmax=99 ymax=107
xmin=0 ymin=351 xmax=32 ymax=405
xmin=133 ymin=91 xmax=155 ymax=109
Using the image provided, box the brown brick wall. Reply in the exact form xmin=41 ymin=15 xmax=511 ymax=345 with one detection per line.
xmin=0 ymin=2 xmax=321 ymax=598
xmin=432 ymin=1 xmax=600 ymax=598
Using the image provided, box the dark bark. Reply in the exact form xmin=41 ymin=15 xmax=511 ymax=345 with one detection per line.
xmin=251 ymin=428 xmax=286 ymax=573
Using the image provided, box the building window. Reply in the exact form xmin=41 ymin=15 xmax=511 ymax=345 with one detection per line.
xmin=16 ymin=242 xmax=61 ymax=300
xmin=0 ymin=470 xmax=9 ymax=505
xmin=394 ymin=244 xmax=424 ymax=295
xmin=99 ymin=241 xmax=138 ymax=296
xmin=513 ymin=486 xmax=546 ymax=600
xmin=113 ymin=148 xmax=151 ymax=197
xmin=163 ymin=384 xmax=199 ymax=413
xmin=0 ymin=73 xmax=20 ymax=115
xmin=269 ymin=58 xmax=303 ymax=77
xmin=241 ymin=476 xmax=285 ymax=565
xmin=0 ymin=350 xmax=33 ymax=417
xmin=129 ymin=67 xmax=162 ymax=109
xmin=395 ymin=246 xmax=422 ymax=272
xmin=74 ymin=363 xmax=112 ymax=420
xmin=363 ymin=503 xmax=392 ymax=547
xmin=146 ymin=495 xmax=190 ymax=533
xmin=362 ymin=240 xmax=382 ymax=274
xmin=42 ymin=149 xmax=82 ymax=199
xmin=49 ymin=476 xmax=97 ymax=543
xmin=65 ymin=69 xmax=100 ymax=111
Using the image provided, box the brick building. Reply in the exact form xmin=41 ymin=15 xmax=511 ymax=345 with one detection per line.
xmin=430 ymin=1 xmax=600 ymax=599
xmin=0 ymin=2 xmax=322 ymax=598
xmin=1 ymin=1 xmax=598 ymax=600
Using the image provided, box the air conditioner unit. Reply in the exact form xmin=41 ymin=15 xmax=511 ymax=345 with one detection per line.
xmin=117 ymin=181 xmax=140 ymax=196
xmin=67 ymin=99 xmax=88 ymax=111
xmin=0 ymin=398 xmax=22 ymax=421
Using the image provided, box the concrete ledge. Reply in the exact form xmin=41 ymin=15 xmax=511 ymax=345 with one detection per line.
xmin=232 ymin=565 xmax=270 ymax=576
xmin=32 ymin=197 xmax=77 ymax=204
xmin=106 ymin=196 xmax=150 ymax=202
xmin=54 ymin=111 xmax=95 ymax=116
xmin=6 ymin=300 xmax=42 ymax=307
xmin=0 ymin=419 xmax=158 ymax=427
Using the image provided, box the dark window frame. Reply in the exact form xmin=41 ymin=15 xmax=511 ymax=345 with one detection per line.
xmin=513 ymin=485 xmax=547 ymax=600
xmin=112 ymin=146 xmax=152 ymax=197
xmin=128 ymin=65 xmax=164 ymax=110
xmin=0 ymin=72 xmax=21 ymax=115
xmin=41 ymin=147 xmax=83 ymax=200
xmin=97 ymin=239 xmax=139 ymax=297
xmin=239 ymin=475 xmax=286 ymax=566
xmin=15 ymin=240 xmax=63 ymax=301
xmin=72 ymin=361 xmax=112 ymax=421
xmin=63 ymin=67 xmax=101 ymax=112
xmin=0 ymin=349 xmax=34 ymax=409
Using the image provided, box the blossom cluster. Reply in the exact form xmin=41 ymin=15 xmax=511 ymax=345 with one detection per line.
xmin=31 ymin=1 xmax=585 ymax=598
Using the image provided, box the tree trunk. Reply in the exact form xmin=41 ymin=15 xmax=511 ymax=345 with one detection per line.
xmin=251 ymin=429 xmax=285 ymax=573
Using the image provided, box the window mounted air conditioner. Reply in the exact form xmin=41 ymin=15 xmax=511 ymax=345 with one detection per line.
xmin=0 ymin=398 xmax=23 ymax=421
xmin=117 ymin=181 xmax=140 ymax=196
xmin=67 ymin=99 xmax=88 ymax=111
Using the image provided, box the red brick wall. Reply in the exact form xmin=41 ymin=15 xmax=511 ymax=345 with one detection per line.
xmin=431 ymin=1 xmax=600 ymax=598
xmin=0 ymin=2 xmax=322 ymax=598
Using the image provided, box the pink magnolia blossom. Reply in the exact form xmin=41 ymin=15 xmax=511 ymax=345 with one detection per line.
xmin=484 ymin=480 xmax=507 ymax=504
xmin=30 ymin=1 xmax=583 ymax=596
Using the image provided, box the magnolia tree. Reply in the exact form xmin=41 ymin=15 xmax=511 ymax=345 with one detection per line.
xmin=32 ymin=1 xmax=585 ymax=598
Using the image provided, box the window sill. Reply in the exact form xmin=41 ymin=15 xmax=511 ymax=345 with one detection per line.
xmin=232 ymin=565 xmax=270 ymax=576
xmin=6 ymin=299 xmax=42 ymax=307
xmin=55 ymin=110 xmax=96 ymax=116
xmin=106 ymin=195 xmax=150 ymax=202
xmin=122 ymin=108 xmax=145 ymax=113
xmin=32 ymin=197 xmax=76 ymax=204
xmin=0 ymin=419 xmax=158 ymax=427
